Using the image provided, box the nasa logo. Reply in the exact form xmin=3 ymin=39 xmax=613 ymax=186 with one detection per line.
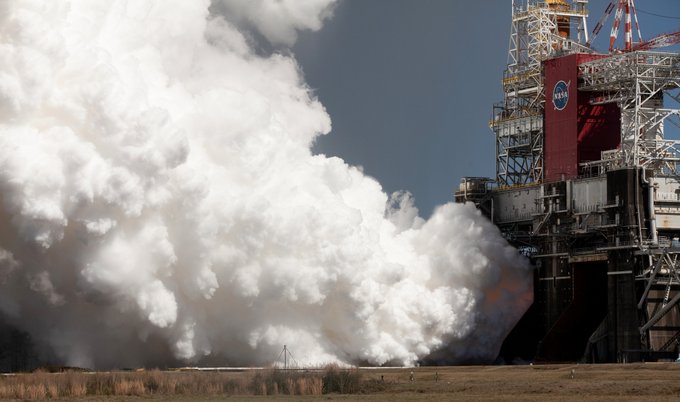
xmin=553 ymin=80 xmax=569 ymax=111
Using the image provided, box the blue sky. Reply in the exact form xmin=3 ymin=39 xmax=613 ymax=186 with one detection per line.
xmin=294 ymin=0 xmax=680 ymax=217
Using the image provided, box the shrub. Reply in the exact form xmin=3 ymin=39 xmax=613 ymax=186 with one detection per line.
xmin=322 ymin=364 xmax=362 ymax=394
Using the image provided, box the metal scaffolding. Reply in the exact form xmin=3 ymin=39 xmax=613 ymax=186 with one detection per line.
xmin=637 ymin=248 xmax=680 ymax=353
xmin=461 ymin=0 xmax=680 ymax=363
xmin=578 ymin=51 xmax=680 ymax=173
xmin=492 ymin=0 xmax=590 ymax=186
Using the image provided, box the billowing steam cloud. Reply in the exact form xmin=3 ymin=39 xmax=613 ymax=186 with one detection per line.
xmin=0 ymin=0 xmax=532 ymax=369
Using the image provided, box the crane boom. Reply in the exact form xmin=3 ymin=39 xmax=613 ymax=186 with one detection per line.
xmin=634 ymin=30 xmax=680 ymax=51
xmin=587 ymin=1 xmax=615 ymax=47
xmin=609 ymin=0 xmax=640 ymax=52
xmin=629 ymin=0 xmax=643 ymax=44
xmin=590 ymin=0 xmax=680 ymax=53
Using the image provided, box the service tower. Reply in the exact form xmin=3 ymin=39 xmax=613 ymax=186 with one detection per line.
xmin=456 ymin=0 xmax=680 ymax=362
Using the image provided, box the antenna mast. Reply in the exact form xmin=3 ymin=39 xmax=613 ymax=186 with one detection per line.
xmin=277 ymin=345 xmax=298 ymax=369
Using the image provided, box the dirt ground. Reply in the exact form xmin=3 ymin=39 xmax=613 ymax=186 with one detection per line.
xmin=354 ymin=363 xmax=680 ymax=401
xmin=220 ymin=363 xmax=680 ymax=401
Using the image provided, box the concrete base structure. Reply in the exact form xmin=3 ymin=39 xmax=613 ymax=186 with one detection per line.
xmin=457 ymin=168 xmax=680 ymax=363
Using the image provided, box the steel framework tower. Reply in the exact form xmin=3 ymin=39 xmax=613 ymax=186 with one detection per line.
xmin=458 ymin=0 xmax=680 ymax=362
xmin=492 ymin=0 xmax=590 ymax=186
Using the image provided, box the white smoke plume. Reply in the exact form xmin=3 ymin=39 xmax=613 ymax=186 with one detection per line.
xmin=0 ymin=0 xmax=532 ymax=369
xmin=213 ymin=0 xmax=337 ymax=46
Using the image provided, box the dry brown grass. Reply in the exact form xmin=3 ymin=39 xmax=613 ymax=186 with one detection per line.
xmin=0 ymin=366 xmax=342 ymax=399
xmin=6 ymin=363 xmax=680 ymax=401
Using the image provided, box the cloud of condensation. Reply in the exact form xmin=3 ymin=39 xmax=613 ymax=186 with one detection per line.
xmin=0 ymin=0 xmax=533 ymax=369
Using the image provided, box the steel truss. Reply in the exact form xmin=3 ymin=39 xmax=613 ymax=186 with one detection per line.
xmin=638 ymin=249 xmax=680 ymax=353
xmin=578 ymin=51 xmax=680 ymax=173
xmin=493 ymin=0 xmax=590 ymax=187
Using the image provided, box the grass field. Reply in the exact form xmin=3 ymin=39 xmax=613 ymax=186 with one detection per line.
xmin=3 ymin=363 xmax=680 ymax=400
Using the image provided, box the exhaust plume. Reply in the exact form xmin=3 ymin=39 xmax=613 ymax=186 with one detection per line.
xmin=0 ymin=0 xmax=532 ymax=368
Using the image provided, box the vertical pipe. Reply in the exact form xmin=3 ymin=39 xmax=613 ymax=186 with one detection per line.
xmin=635 ymin=168 xmax=644 ymax=245
xmin=624 ymin=1 xmax=632 ymax=51
xmin=641 ymin=169 xmax=658 ymax=245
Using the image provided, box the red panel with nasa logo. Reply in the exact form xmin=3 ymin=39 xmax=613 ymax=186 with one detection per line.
xmin=544 ymin=54 xmax=578 ymax=181
xmin=544 ymin=54 xmax=620 ymax=182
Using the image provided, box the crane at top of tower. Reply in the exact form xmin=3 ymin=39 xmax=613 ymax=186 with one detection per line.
xmin=588 ymin=0 xmax=680 ymax=53
xmin=587 ymin=0 xmax=641 ymax=52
